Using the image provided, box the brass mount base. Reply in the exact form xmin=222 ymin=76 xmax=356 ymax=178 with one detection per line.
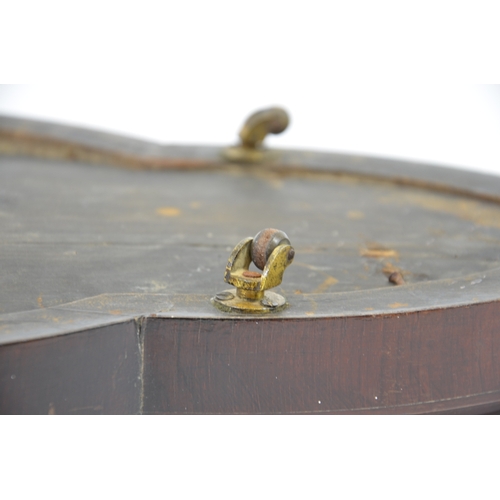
xmin=222 ymin=146 xmax=280 ymax=164
xmin=211 ymin=289 xmax=288 ymax=314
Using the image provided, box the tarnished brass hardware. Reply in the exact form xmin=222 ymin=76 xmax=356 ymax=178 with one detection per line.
xmin=212 ymin=228 xmax=294 ymax=313
xmin=223 ymin=107 xmax=290 ymax=163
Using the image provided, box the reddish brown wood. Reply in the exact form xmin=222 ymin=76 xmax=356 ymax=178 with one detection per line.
xmin=143 ymin=302 xmax=500 ymax=414
xmin=0 ymin=321 xmax=141 ymax=414
xmin=2 ymin=302 xmax=499 ymax=414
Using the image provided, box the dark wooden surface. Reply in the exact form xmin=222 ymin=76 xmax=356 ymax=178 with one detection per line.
xmin=143 ymin=302 xmax=500 ymax=414
xmin=3 ymin=302 xmax=498 ymax=414
xmin=0 ymin=321 xmax=141 ymax=414
xmin=2 ymin=149 xmax=500 ymax=336
xmin=2 ymin=153 xmax=499 ymax=316
xmin=1 ymin=114 xmax=500 ymax=414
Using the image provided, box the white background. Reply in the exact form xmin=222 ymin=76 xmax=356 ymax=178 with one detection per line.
xmin=1 ymin=2 xmax=500 ymax=178
xmin=1 ymin=84 xmax=500 ymax=177
xmin=1 ymin=2 xmax=500 ymax=499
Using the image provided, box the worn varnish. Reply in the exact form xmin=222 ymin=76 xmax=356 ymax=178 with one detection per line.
xmin=1 ymin=115 xmax=500 ymax=414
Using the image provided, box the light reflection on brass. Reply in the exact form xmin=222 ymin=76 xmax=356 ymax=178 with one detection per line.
xmin=223 ymin=107 xmax=289 ymax=163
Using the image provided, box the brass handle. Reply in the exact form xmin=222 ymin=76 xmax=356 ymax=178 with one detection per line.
xmin=223 ymin=107 xmax=290 ymax=163
xmin=239 ymin=107 xmax=289 ymax=149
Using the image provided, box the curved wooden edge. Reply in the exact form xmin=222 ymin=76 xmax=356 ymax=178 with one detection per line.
xmin=0 ymin=121 xmax=218 ymax=171
xmin=2 ymin=263 xmax=500 ymax=345
xmin=3 ymin=301 xmax=500 ymax=414
xmin=1 ymin=114 xmax=500 ymax=202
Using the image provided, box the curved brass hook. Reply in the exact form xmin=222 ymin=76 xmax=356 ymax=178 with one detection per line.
xmin=239 ymin=107 xmax=289 ymax=149
xmin=223 ymin=107 xmax=290 ymax=163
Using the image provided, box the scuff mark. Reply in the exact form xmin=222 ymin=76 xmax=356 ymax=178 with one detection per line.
xmin=156 ymin=207 xmax=181 ymax=217
xmin=388 ymin=302 xmax=409 ymax=308
xmin=305 ymin=295 xmax=318 ymax=316
xmin=347 ymin=210 xmax=365 ymax=220
xmin=312 ymin=276 xmax=339 ymax=294
xmin=361 ymin=243 xmax=399 ymax=259
xmin=68 ymin=405 xmax=104 ymax=413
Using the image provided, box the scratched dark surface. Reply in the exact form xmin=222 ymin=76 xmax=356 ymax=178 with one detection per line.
xmin=1 ymin=155 xmax=500 ymax=319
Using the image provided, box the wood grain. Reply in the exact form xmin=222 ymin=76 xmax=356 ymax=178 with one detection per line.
xmin=143 ymin=302 xmax=500 ymax=414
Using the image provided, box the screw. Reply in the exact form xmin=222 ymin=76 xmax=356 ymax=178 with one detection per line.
xmin=388 ymin=272 xmax=405 ymax=286
xmin=215 ymin=292 xmax=233 ymax=301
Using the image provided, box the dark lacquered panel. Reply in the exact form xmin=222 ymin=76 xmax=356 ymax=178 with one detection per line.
xmin=143 ymin=302 xmax=500 ymax=414
xmin=2 ymin=155 xmax=500 ymax=317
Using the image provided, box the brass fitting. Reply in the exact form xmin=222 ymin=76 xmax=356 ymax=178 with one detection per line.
xmin=212 ymin=228 xmax=295 ymax=313
xmin=223 ymin=107 xmax=290 ymax=163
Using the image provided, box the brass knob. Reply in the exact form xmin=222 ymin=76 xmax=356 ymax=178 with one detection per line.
xmin=212 ymin=228 xmax=295 ymax=313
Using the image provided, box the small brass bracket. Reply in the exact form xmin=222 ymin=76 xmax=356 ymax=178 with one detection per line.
xmin=223 ymin=107 xmax=289 ymax=163
xmin=212 ymin=229 xmax=295 ymax=313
